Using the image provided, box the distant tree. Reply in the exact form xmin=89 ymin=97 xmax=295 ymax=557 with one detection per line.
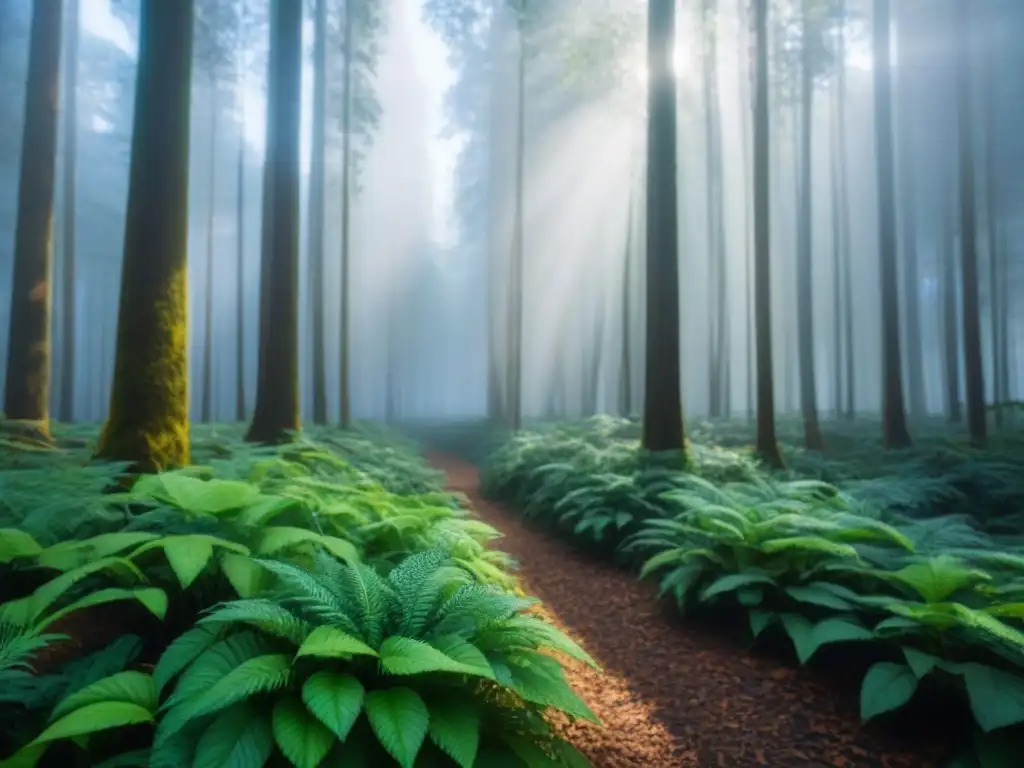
xmin=873 ymin=0 xmax=912 ymax=448
xmin=3 ymin=0 xmax=63 ymax=437
xmin=952 ymin=0 xmax=986 ymax=446
xmin=309 ymin=0 xmax=328 ymax=424
xmin=334 ymin=0 xmax=385 ymax=427
xmin=752 ymin=0 xmax=783 ymax=469
xmin=58 ymin=0 xmax=80 ymax=424
xmin=194 ymin=0 xmax=240 ymax=423
xmin=246 ymin=0 xmax=302 ymax=444
xmin=95 ymin=0 xmax=195 ymax=470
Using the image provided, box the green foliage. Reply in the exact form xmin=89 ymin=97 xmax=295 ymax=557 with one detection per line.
xmin=0 ymin=423 xmax=595 ymax=766
xmin=483 ymin=415 xmax=1024 ymax=765
xmin=150 ymin=547 xmax=596 ymax=766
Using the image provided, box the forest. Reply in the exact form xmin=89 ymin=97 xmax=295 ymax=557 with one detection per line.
xmin=0 ymin=0 xmax=1022 ymax=766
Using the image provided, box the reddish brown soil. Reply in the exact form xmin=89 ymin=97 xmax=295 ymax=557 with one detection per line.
xmin=428 ymin=453 xmax=945 ymax=768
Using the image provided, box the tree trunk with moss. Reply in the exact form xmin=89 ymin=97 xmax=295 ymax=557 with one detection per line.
xmin=94 ymin=0 xmax=194 ymax=471
xmin=245 ymin=0 xmax=302 ymax=444
xmin=641 ymin=0 xmax=686 ymax=457
xmin=4 ymin=0 xmax=63 ymax=435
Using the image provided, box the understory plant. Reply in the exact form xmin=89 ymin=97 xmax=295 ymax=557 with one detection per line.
xmin=3 ymin=548 xmax=598 ymax=768
xmin=484 ymin=416 xmax=1024 ymax=766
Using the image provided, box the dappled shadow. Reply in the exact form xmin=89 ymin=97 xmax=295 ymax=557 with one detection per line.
xmin=428 ymin=453 xmax=948 ymax=768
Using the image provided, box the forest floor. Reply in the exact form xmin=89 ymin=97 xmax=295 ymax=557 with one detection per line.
xmin=427 ymin=452 xmax=947 ymax=768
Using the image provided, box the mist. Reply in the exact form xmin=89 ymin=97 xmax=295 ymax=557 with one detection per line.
xmin=0 ymin=0 xmax=1021 ymax=436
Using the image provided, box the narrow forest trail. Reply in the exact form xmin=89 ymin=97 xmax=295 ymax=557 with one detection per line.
xmin=427 ymin=453 xmax=941 ymax=768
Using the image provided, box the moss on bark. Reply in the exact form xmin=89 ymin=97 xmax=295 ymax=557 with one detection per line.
xmin=93 ymin=0 xmax=194 ymax=472
xmin=3 ymin=1 xmax=63 ymax=435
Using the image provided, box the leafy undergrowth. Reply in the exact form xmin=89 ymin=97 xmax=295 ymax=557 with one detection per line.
xmin=0 ymin=419 xmax=599 ymax=767
xmin=481 ymin=414 xmax=1024 ymax=768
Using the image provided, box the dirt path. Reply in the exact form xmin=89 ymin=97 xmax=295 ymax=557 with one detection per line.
xmin=429 ymin=453 xmax=941 ymax=768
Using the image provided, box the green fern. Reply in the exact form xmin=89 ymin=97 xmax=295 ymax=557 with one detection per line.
xmin=153 ymin=548 xmax=597 ymax=767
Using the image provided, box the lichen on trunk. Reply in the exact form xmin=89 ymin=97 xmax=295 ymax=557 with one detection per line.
xmin=94 ymin=0 xmax=194 ymax=472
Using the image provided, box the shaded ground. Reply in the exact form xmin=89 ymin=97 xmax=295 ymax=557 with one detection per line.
xmin=428 ymin=453 xmax=945 ymax=768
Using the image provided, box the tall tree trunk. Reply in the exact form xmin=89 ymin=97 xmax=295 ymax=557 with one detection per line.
xmin=641 ymin=0 xmax=686 ymax=456
xmin=58 ymin=0 xmax=79 ymax=424
xmin=738 ymin=0 xmax=754 ymax=421
xmin=235 ymin=91 xmax=246 ymax=421
xmin=983 ymin=47 xmax=1002 ymax=426
xmin=338 ymin=0 xmax=353 ymax=428
xmin=486 ymin=19 xmax=504 ymax=425
xmin=796 ymin=1 xmax=823 ymax=450
xmin=4 ymin=0 xmax=63 ymax=436
xmin=506 ymin=6 xmax=527 ymax=431
xmin=94 ymin=0 xmax=193 ymax=470
xmin=953 ymin=0 xmax=986 ymax=446
xmin=619 ymin=192 xmax=634 ymax=417
xmin=895 ymin=9 xmax=925 ymax=419
xmin=752 ymin=0 xmax=783 ymax=469
xmin=835 ymin=1 xmax=855 ymax=419
xmin=308 ymin=0 xmax=327 ymax=424
xmin=246 ymin=0 xmax=302 ymax=444
xmin=873 ymin=0 xmax=912 ymax=448
xmin=703 ymin=0 xmax=720 ymax=418
xmin=997 ymin=222 xmax=1010 ymax=415
xmin=584 ymin=288 xmax=606 ymax=415
xmin=201 ymin=86 xmax=218 ymax=423
xmin=941 ymin=183 xmax=962 ymax=421
xmin=829 ymin=76 xmax=843 ymax=417
xmin=786 ymin=97 xmax=798 ymax=415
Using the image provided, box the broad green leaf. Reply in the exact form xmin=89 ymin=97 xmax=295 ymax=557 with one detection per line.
xmin=301 ymin=672 xmax=364 ymax=741
xmin=748 ymin=610 xmax=774 ymax=638
xmin=36 ymin=587 xmax=167 ymax=630
xmin=51 ymin=671 xmax=157 ymax=721
xmin=960 ymin=662 xmax=1024 ymax=732
xmin=193 ymin=703 xmax=274 ymax=768
xmin=28 ymin=702 xmax=154 ymax=746
xmin=0 ymin=529 xmax=42 ymax=564
xmin=36 ymin=533 xmax=159 ymax=571
xmin=860 ymin=662 xmax=918 ymax=721
xmin=163 ymin=537 xmax=215 ymax=588
xmin=985 ymin=602 xmax=1024 ymax=619
xmin=807 ymin=617 xmax=874 ymax=657
xmin=638 ymin=548 xmax=687 ymax=579
xmin=699 ymin=571 xmax=775 ymax=602
xmin=886 ymin=556 xmax=990 ymax=604
xmin=505 ymin=657 xmax=599 ymax=724
xmin=364 ymin=688 xmax=429 ymax=768
xmin=272 ymin=696 xmax=336 ymax=768
xmin=785 ymin=584 xmax=854 ymax=611
xmin=902 ymin=648 xmax=941 ymax=679
xmin=295 ymin=626 xmax=378 ymax=660
xmin=162 ymin=654 xmax=291 ymax=737
xmin=153 ymin=626 xmax=221 ymax=694
xmin=379 ymin=637 xmax=493 ymax=678
xmin=150 ymin=474 xmax=262 ymax=515
xmin=428 ymin=698 xmax=480 ymax=768
xmin=221 ymin=553 xmax=266 ymax=598
xmin=257 ymin=527 xmax=359 ymax=564
xmin=25 ymin=557 xmax=145 ymax=624
xmin=760 ymin=537 xmax=859 ymax=559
